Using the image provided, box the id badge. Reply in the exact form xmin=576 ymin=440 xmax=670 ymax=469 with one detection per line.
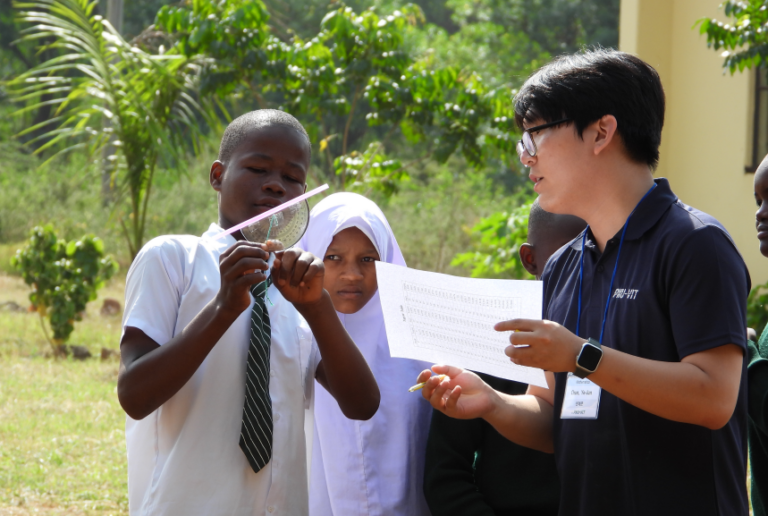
xmin=560 ymin=373 xmax=601 ymax=419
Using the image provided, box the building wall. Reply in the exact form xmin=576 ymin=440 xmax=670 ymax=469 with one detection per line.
xmin=620 ymin=0 xmax=768 ymax=286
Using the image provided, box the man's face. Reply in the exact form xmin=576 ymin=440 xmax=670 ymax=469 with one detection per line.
xmin=520 ymin=119 xmax=595 ymax=216
xmin=211 ymin=125 xmax=309 ymax=233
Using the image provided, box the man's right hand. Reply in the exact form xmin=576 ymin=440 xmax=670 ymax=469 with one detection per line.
xmin=418 ymin=365 xmax=496 ymax=420
xmin=216 ymin=241 xmax=270 ymax=315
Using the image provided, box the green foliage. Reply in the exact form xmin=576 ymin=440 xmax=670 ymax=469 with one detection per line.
xmin=122 ymin=0 xmax=175 ymax=40
xmin=155 ymin=0 xmax=521 ymax=195
xmin=334 ymin=141 xmax=408 ymax=195
xmin=0 ymin=140 xmax=220 ymax=268
xmin=4 ymin=0 xmax=216 ymax=258
xmin=11 ymin=225 xmax=118 ymax=347
xmin=451 ymin=199 xmax=534 ymax=279
xmin=382 ymin=162 xmax=515 ymax=275
xmin=749 ymin=281 xmax=768 ymax=336
xmin=696 ymin=0 xmax=768 ymax=73
xmin=416 ymin=20 xmax=548 ymax=90
xmin=447 ymin=0 xmax=619 ymax=56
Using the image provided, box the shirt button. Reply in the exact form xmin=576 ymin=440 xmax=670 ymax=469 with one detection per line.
xmin=597 ymin=265 xmax=605 ymax=273
xmin=267 ymin=506 xmax=275 ymax=513
xmin=274 ymin=413 xmax=280 ymax=422
xmin=270 ymin=370 xmax=275 ymax=378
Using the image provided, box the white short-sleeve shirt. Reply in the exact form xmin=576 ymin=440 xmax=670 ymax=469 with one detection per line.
xmin=122 ymin=224 xmax=318 ymax=516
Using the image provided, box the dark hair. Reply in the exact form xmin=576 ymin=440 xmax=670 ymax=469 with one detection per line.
xmin=528 ymin=198 xmax=586 ymax=244
xmin=218 ymin=109 xmax=311 ymax=164
xmin=514 ymin=49 xmax=665 ymax=169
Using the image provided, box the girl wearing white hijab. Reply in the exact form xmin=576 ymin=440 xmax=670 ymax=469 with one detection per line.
xmin=300 ymin=192 xmax=432 ymax=516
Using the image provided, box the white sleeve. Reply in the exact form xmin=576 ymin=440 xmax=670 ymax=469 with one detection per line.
xmin=296 ymin=319 xmax=320 ymax=409
xmin=121 ymin=238 xmax=187 ymax=346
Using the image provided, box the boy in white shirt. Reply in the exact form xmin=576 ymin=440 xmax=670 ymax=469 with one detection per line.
xmin=118 ymin=109 xmax=380 ymax=516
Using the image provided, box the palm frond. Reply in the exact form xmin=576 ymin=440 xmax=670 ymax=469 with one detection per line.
xmin=5 ymin=0 xmax=216 ymax=258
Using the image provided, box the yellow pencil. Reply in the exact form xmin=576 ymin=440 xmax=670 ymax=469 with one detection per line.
xmin=408 ymin=374 xmax=448 ymax=393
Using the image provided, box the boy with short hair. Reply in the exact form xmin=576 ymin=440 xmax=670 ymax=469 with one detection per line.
xmin=118 ymin=109 xmax=380 ymax=516
xmin=423 ymin=199 xmax=584 ymax=515
xmin=745 ymin=154 xmax=768 ymax=516
xmin=418 ymin=49 xmax=750 ymax=515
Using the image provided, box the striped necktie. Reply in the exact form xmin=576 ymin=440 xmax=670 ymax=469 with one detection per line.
xmin=239 ymin=278 xmax=273 ymax=473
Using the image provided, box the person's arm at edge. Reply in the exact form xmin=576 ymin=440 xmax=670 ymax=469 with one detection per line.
xmin=272 ymin=248 xmax=380 ymax=420
xmin=118 ymin=242 xmax=272 ymax=420
xmin=418 ymin=367 xmax=556 ymax=453
xmin=748 ymin=335 xmax=768 ymax=434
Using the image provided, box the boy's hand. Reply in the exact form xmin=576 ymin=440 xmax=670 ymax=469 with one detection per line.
xmin=496 ymin=319 xmax=583 ymax=372
xmin=271 ymin=247 xmax=324 ymax=306
xmin=216 ymin=241 xmax=270 ymax=316
xmin=418 ymin=365 xmax=496 ymax=420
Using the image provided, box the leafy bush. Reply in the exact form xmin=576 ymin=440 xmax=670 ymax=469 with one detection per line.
xmin=451 ymin=200 xmax=534 ymax=279
xmin=696 ymin=0 xmax=768 ymax=73
xmin=749 ymin=281 xmax=768 ymax=337
xmin=12 ymin=225 xmax=118 ymax=352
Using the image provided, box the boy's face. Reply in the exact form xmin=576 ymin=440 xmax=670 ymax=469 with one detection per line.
xmin=754 ymin=158 xmax=768 ymax=257
xmin=322 ymin=227 xmax=380 ymax=314
xmin=521 ymin=216 xmax=586 ymax=279
xmin=210 ymin=125 xmax=309 ymax=233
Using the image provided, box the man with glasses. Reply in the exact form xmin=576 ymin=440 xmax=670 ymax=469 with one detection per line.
xmin=417 ymin=49 xmax=750 ymax=515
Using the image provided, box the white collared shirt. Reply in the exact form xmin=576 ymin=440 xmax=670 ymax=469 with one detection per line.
xmin=122 ymin=223 xmax=317 ymax=516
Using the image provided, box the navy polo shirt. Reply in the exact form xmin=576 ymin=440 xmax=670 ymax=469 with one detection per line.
xmin=542 ymin=178 xmax=750 ymax=516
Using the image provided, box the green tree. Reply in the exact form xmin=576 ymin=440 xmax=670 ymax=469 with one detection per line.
xmin=439 ymin=0 xmax=620 ymax=279
xmin=447 ymin=0 xmax=619 ymax=56
xmin=696 ymin=0 xmax=768 ymax=73
xmin=155 ymin=0 xmax=520 ymax=195
xmin=5 ymin=0 xmax=216 ymax=258
xmin=12 ymin=224 xmax=118 ymax=354
xmin=451 ymin=199 xmax=534 ymax=279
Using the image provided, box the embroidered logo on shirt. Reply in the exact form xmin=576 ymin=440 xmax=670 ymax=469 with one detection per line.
xmin=612 ymin=288 xmax=639 ymax=300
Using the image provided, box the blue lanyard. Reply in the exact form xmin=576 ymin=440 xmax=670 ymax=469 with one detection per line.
xmin=575 ymin=183 xmax=657 ymax=343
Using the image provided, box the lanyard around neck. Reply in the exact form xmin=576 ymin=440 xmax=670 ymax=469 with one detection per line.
xmin=575 ymin=183 xmax=657 ymax=343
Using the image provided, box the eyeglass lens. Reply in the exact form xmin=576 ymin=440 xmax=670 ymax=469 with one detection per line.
xmin=522 ymin=131 xmax=536 ymax=157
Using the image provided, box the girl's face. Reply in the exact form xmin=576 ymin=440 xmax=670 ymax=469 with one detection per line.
xmin=323 ymin=227 xmax=380 ymax=314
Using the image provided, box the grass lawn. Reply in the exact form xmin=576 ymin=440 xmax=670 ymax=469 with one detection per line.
xmin=0 ymin=273 xmax=127 ymax=515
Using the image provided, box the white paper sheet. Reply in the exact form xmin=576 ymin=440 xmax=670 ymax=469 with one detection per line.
xmin=376 ymin=262 xmax=547 ymax=388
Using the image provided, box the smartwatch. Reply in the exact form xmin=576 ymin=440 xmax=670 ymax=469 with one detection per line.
xmin=574 ymin=338 xmax=603 ymax=378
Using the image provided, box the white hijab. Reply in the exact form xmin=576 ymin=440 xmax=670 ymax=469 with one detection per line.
xmin=300 ymin=192 xmax=431 ymax=516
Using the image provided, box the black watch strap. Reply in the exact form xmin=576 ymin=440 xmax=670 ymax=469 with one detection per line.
xmin=574 ymin=338 xmax=603 ymax=379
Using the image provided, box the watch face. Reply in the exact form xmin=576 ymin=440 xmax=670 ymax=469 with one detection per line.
xmin=578 ymin=343 xmax=602 ymax=371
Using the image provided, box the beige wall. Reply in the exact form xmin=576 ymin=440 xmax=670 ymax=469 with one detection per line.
xmin=620 ymin=0 xmax=768 ymax=286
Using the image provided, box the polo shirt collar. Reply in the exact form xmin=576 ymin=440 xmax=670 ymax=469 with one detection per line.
xmin=578 ymin=178 xmax=677 ymax=252
xmin=623 ymin=178 xmax=678 ymax=241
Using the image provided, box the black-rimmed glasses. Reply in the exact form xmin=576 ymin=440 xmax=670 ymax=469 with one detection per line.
xmin=516 ymin=118 xmax=572 ymax=158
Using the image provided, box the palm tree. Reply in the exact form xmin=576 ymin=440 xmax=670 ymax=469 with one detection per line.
xmin=6 ymin=0 xmax=215 ymax=259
